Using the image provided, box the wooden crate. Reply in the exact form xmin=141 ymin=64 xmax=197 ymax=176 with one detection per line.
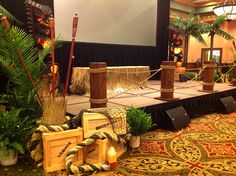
xmin=82 ymin=112 xmax=114 ymax=138
xmin=42 ymin=128 xmax=84 ymax=173
xmin=84 ymin=138 xmax=127 ymax=164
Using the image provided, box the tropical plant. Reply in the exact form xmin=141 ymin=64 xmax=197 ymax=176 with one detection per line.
xmin=185 ymin=71 xmax=196 ymax=80
xmin=170 ymin=13 xmax=207 ymax=63
xmin=0 ymin=24 xmax=49 ymax=95
xmin=0 ymin=17 xmax=53 ymax=115
xmin=0 ymin=108 xmax=36 ymax=159
xmin=200 ymin=15 xmax=234 ymax=62
xmin=126 ymin=107 xmax=155 ymax=136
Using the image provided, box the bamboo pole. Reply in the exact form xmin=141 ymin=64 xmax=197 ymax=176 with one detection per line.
xmin=49 ymin=16 xmax=56 ymax=98
xmin=64 ymin=13 xmax=79 ymax=97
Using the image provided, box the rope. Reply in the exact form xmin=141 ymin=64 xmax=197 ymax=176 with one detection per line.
xmin=215 ymin=64 xmax=236 ymax=83
xmin=160 ymin=88 xmax=174 ymax=93
xmin=107 ymin=68 xmax=161 ymax=74
xmin=28 ymin=123 xmax=71 ymax=167
xmin=66 ymin=132 xmax=128 ymax=175
xmin=29 ymin=109 xmax=130 ymax=175
xmin=90 ymin=68 xmax=107 ymax=73
xmin=108 ymin=68 xmax=162 ymax=99
xmin=175 ymin=66 xmax=206 ymax=90
xmin=89 ymin=98 xmax=108 ymax=104
xmin=202 ymin=82 xmax=214 ymax=86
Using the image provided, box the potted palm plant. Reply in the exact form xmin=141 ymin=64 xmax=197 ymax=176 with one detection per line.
xmin=0 ymin=107 xmax=36 ymax=166
xmin=126 ymin=107 xmax=155 ymax=148
xmin=0 ymin=7 xmax=53 ymax=165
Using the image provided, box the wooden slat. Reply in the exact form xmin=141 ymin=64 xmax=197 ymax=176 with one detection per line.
xmin=42 ymin=128 xmax=84 ymax=173
xmin=82 ymin=113 xmax=114 ymax=138
xmin=84 ymin=139 xmax=127 ymax=165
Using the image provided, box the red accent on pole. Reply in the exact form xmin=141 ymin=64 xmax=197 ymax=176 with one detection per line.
xmin=49 ymin=17 xmax=56 ymax=98
xmin=64 ymin=13 xmax=79 ymax=97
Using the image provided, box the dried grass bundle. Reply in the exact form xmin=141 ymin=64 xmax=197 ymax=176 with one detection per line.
xmin=70 ymin=66 xmax=150 ymax=94
xmin=42 ymin=96 xmax=67 ymax=125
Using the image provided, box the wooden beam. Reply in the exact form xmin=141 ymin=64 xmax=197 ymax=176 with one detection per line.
xmin=174 ymin=0 xmax=196 ymax=7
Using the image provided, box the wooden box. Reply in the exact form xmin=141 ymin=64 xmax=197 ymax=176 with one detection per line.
xmin=42 ymin=128 xmax=84 ymax=173
xmin=175 ymin=67 xmax=186 ymax=81
xmin=82 ymin=112 xmax=114 ymax=138
xmin=84 ymin=138 xmax=127 ymax=164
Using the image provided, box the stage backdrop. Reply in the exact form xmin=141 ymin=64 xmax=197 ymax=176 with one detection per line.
xmin=54 ymin=0 xmax=157 ymax=46
xmin=53 ymin=0 xmax=170 ymax=83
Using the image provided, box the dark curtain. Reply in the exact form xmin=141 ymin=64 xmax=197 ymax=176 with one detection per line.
xmin=145 ymin=89 xmax=236 ymax=129
xmin=55 ymin=42 xmax=157 ymax=83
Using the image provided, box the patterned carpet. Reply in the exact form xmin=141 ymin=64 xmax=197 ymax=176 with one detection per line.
xmin=1 ymin=113 xmax=235 ymax=176
xmin=101 ymin=113 xmax=236 ymax=176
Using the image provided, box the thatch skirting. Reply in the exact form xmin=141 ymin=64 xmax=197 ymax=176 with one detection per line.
xmin=70 ymin=66 xmax=150 ymax=95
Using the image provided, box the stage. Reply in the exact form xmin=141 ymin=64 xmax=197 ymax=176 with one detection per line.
xmin=66 ymin=80 xmax=236 ymax=129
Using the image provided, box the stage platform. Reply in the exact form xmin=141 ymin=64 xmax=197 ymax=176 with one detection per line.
xmin=66 ymin=80 xmax=236 ymax=129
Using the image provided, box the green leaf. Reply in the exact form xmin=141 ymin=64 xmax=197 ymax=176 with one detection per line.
xmin=11 ymin=142 xmax=24 ymax=154
xmin=126 ymin=107 xmax=155 ymax=136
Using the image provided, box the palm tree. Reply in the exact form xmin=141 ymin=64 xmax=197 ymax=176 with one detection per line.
xmin=170 ymin=14 xmax=206 ymax=64
xmin=201 ymin=15 xmax=234 ymax=62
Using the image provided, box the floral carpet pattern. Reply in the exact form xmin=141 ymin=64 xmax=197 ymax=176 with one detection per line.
xmin=107 ymin=113 xmax=236 ymax=176
xmin=1 ymin=113 xmax=235 ymax=176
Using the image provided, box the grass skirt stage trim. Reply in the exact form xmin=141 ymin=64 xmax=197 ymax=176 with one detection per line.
xmin=70 ymin=66 xmax=150 ymax=95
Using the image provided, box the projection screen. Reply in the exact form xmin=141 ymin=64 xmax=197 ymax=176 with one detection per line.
xmin=54 ymin=0 xmax=157 ymax=46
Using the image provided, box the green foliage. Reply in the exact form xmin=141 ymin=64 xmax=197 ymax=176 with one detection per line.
xmin=214 ymin=72 xmax=220 ymax=82
xmin=0 ymin=108 xmax=36 ymax=159
xmin=126 ymin=108 xmax=155 ymax=136
xmin=202 ymin=15 xmax=234 ymax=40
xmin=0 ymin=90 xmax=41 ymax=118
xmin=0 ymin=7 xmax=50 ymax=161
xmin=185 ymin=72 xmax=196 ymax=80
xmin=170 ymin=14 xmax=206 ymax=45
xmin=0 ymin=25 xmax=48 ymax=95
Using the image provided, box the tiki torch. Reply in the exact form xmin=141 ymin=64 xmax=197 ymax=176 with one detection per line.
xmin=64 ymin=13 xmax=79 ymax=97
xmin=49 ymin=16 xmax=56 ymax=98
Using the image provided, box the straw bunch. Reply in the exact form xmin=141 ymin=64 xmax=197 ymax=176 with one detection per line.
xmin=42 ymin=96 xmax=67 ymax=125
xmin=70 ymin=66 xmax=150 ymax=94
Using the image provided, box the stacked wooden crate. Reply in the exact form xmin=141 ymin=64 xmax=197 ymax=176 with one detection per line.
xmin=42 ymin=111 xmax=127 ymax=173
xmin=82 ymin=112 xmax=127 ymax=164
xmin=42 ymin=128 xmax=84 ymax=173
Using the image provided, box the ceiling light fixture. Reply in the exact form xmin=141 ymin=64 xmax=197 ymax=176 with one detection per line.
xmin=213 ymin=0 xmax=236 ymax=20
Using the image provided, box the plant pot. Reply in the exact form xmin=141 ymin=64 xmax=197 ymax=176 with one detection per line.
xmin=176 ymin=62 xmax=183 ymax=68
xmin=0 ymin=149 xmax=18 ymax=166
xmin=129 ymin=135 xmax=140 ymax=148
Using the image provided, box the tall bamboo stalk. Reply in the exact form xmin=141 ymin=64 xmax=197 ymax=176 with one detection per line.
xmin=49 ymin=17 xmax=56 ymax=98
xmin=64 ymin=13 xmax=79 ymax=97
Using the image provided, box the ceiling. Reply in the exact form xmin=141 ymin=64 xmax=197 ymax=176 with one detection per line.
xmin=174 ymin=0 xmax=218 ymax=7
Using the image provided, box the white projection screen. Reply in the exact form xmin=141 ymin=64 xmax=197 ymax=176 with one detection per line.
xmin=54 ymin=0 xmax=157 ymax=46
